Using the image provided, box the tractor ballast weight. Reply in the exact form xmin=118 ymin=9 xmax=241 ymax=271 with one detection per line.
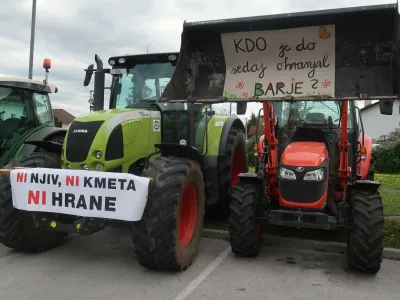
xmin=162 ymin=3 xmax=400 ymax=274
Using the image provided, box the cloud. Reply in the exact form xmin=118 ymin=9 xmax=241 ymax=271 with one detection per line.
xmin=0 ymin=0 xmax=395 ymax=119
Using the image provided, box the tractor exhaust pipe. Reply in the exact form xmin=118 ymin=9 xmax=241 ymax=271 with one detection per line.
xmin=93 ymin=54 xmax=105 ymax=112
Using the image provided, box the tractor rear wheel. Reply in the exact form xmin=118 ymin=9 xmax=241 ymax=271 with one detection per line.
xmin=131 ymin=156 xmax=205 ymax=271
xmin=347 ymin=188 xmax=384 ymax=274
xmin=207 ymin=127 xmax=248 ymax=220
xmin=228 ymin=182 xmax=262 ymax=256
xmin=0 ymin=152 xmax=68 ymax=252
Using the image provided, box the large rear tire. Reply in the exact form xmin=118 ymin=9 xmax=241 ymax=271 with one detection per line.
xmin=207 ymin=127 xmax=248 ymax=220
xmin=347 ymin=188 xmax=384 ymax=274
xmin=0 ymin=152 xmax=68 ymax=252
xmin=131 ymin=156 xmax=205 ymax=271
xmin=228 ymin=182 xmax=262 ymax=257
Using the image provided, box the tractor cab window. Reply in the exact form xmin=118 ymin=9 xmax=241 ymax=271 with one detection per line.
xmin=111 ymin=62 xmax=175 ymax=109
xmin=0 ymin=87 xmax=53 ymax=157
xmin=159 ymin=102 xmax=209 ymax=152
xmin=33 ymin=93 xmax=53 ymax=124
xmin=274 ymin=100 xmax=354 ymax=156
xmin=274 ymin=100 xmax=353 ymax=131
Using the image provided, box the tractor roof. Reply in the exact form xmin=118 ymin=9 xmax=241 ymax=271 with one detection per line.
xmin=162 ymin=3 xmax=400 ymax=103
xmin=0 ymin=76 xmax=58 ymax=94
xmin=108 ymin=52 xmax=179 ymax=68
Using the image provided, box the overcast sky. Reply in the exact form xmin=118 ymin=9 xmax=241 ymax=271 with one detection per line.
xmin=0 ymin=0 xmax=395 ymax=119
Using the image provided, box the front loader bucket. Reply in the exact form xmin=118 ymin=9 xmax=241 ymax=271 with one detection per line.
xmin=164 ymin=3 xmax=400 ymax=101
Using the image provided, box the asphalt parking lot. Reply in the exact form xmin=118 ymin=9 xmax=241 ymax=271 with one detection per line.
xmin=0 ymin=228 xmax=399 ymax=300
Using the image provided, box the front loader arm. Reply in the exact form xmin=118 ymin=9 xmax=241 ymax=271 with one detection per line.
xmin=262 ymin=102 xmax=279 ymax=198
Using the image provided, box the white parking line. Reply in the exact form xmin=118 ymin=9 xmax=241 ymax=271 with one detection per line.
xmin=173 ymin=246 xmax=231 ymax=300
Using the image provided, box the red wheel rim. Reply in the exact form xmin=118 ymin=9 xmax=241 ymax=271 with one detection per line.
xmin=179 ymin=183 xmax=197 ymax=247
xmin=231 ymin=150 xmax=244 ymax=187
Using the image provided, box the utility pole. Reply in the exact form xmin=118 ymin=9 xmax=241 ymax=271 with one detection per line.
xmin=28 ymin=0 xmax=37 ymax=79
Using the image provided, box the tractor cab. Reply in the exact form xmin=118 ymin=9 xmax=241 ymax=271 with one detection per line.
xmin=107 ymin=53 xmax=204 ymax=147
xmin=82 ymin=52 xmax=247 ymax=155
xmin=272 ymin=100 xmax=359 ymax=178
xmin=0 ymin=61 xmax=58 ymax=167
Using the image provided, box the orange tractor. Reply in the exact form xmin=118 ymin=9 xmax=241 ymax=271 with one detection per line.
xmin=162 ymin=3 xmax=399 ymax=273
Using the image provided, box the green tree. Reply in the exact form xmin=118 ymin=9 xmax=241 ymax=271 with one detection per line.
xmin=246 ymin=112 xmax=258 ymax=134
xmin=373 ymin=131 xmax=400 ymax=174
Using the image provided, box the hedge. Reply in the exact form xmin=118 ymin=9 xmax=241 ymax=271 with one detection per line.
xmin=373 ymin=132 xmax=400 ymax=174
xmin=247 ymin=135 xmax=258 ymax=167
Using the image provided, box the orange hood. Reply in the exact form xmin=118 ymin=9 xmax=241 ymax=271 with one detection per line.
xmin=281 ymin=142 xmax=328 ymax=167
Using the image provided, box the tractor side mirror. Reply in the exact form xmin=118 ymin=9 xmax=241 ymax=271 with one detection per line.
xmin=379 ymin=99 xmax=394 ymax=115
xmin=83 ymin=64 xmax=94 ymax=87
xmin=236 ymin=102 xmax=247 ymax=115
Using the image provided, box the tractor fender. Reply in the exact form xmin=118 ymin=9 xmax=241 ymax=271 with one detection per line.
xmin=203 ymin=115 xmax=246 ymax=206
xmin=18 ymin=127 xmax=67 ymax=158
xmin=358 ymin=134 xmax=373 ymax=179
xmin=346 ymin=179 xmax=381 ymax=196
xmin=218 ymin=115 xmax=246 ymax=157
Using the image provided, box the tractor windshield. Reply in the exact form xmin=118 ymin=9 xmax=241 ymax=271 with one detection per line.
xmin=112 ymin=62 xmax=175 ymax=109
xmin=274 ymin=100 xmax=354 ymax=131
xmin=0 ymin=86 xmax=53 ymax=159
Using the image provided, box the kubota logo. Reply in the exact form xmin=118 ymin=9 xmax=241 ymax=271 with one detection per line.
xmin=73 ymin=129 xmax=88 ymax=133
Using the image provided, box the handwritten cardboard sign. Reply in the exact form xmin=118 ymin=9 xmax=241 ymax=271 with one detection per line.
xmin=221 ymin=25 xmax=335 ymax=99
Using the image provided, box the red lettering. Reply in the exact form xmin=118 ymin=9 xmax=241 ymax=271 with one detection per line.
xmin=28 ymin=190 xmax=47 ymax=205
xmin=66 ymin=176 xmax=80 ymax=186
xmin=42 ymin=191 xmax=46 ymax=205
xmin=16 ymin=172 xmax=27 ymax=183
xmin=66 ymin=176 xmax=75 ymax=186
xmin=28 ymin=190 xmax=40 ymax=204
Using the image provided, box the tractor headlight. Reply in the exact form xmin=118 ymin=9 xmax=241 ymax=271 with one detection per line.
xmin=279 ymin=167 xmax=296 ymax=180
xmin=95 ymin=163 xmax=104 ymax=171
xmin=95 ymin=151 xmax=103 ymax=159
xmin=303 ymin=168 xmax=324 ymax=181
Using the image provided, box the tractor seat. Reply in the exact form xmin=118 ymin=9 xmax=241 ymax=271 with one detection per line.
xmin=0 ymin=118 xmax=23 ymax=137
xmin=305 ymin=112 xmax=326 ymax=123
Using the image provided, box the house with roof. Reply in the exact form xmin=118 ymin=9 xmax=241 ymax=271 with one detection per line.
xmin=52 ymin=109 xmax=75 ymax=128
xmin=360 ymin=100 xmax=400 ymax=140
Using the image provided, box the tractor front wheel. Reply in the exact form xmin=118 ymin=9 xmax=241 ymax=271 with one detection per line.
xmin=228 ymin=182 xmax=262 ymax=256
xmin=347 ymin=188 xmax=384 ymax=274
xmin=131 ymin=156 xmax=205 ymax=271
xmin=0 ymin=152 xmax=68 ymax=252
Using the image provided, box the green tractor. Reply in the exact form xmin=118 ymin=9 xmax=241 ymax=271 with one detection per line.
xmin=0 ymin=59 xmax=67 ymax=168
xmin=82 ymin=52 xmax=248 ymax=219
xmin=0 ymin=52 xmax=248 ymax=271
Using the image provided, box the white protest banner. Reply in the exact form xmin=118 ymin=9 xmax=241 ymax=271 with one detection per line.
xmin=221 ymin=25 xmax=335 ymax=99
xmin=10 ymin=168 xmax=151 ymax=222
